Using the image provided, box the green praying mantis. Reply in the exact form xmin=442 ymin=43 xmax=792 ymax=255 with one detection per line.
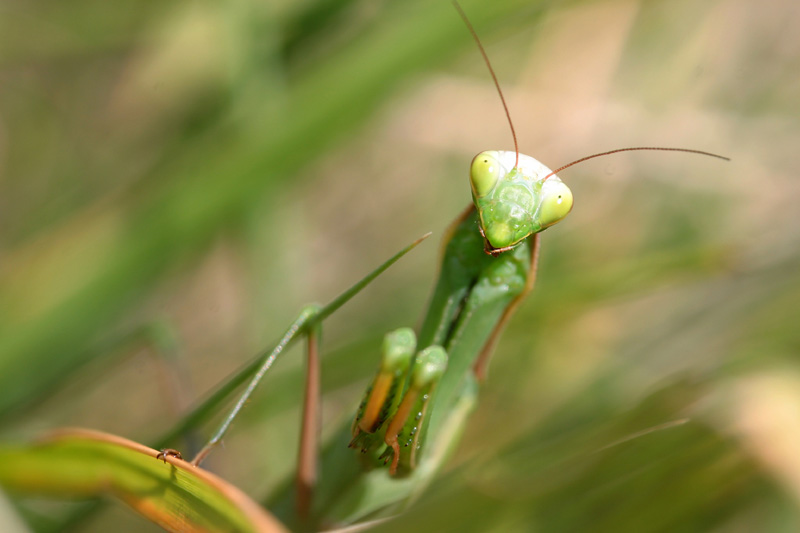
xmin=168 ymin=2 xmax=729 ymax=530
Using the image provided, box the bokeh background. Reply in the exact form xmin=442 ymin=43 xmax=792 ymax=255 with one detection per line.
xmin=2 ymin=0 xmax=799 ymax=531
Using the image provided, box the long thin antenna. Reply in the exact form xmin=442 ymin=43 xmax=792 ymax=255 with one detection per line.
xmin=542 ymin=147 xmax=730 ymax=181
xmin=452 ymin=0 xmax=519 ymax=169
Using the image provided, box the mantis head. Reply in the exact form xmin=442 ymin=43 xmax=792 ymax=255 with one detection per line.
xmin=452 ymin=1 xmax=727 ymax=256
xmin=470 ymin=150 xmax=573 ymax=253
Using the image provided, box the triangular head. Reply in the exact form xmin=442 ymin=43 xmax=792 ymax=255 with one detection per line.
xmin=470 ymin=150 xmax=573 ymax=254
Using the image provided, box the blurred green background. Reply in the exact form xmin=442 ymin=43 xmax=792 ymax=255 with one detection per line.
xmin=2 ymin=0 xmax=799 ymax=531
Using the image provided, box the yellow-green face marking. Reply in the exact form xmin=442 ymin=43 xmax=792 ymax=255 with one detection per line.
xmin=470 ymin=150 xmax=573 ymax=251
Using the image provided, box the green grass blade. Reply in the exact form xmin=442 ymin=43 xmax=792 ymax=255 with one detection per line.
xmin=0 ymin=429 xmax=287 ymax=533
xmin=313 ymin=232 xmax=432 ymax=324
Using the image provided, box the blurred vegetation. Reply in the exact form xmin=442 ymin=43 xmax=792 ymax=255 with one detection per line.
xmin=1 ymin=0 xmax=799 ymax=531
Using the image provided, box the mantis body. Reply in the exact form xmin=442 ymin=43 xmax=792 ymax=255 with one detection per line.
xmin=183 ymin=3 xmax=727 ymax=530
xmin=348 ymin=150 xmax=572 ymax=478
xmin=241 ymin=151 xmax=574 ymax=529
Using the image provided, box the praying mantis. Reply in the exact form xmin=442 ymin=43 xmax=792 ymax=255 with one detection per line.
xmin=168 ymin=2 xmax=729 ymax=530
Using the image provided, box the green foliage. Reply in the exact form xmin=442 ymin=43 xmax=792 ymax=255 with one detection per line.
xmin=0 ymin=430 xmax=286 ymax=532
xmin=1 ymin=0 xmax=799 ymax=531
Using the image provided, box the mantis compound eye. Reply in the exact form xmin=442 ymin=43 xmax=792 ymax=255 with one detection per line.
xmin=538 ymin=178 xmax=574 ymax=229
xmin=470 ymin=151 xmax=503 ymax=198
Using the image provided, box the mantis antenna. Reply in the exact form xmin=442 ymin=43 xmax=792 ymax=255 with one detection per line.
xmin=451 ymin=0 xmax=520 ymax=170
xmin=452 ymin=1 xmax=729 ymax=181
xmin=543 ymin=147 xmax=731 ymax=181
